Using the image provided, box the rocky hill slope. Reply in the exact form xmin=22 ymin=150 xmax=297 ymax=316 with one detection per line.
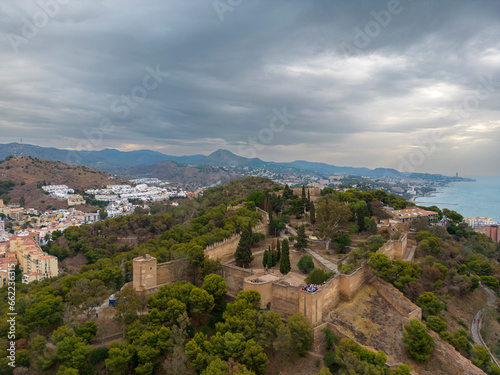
xmin=0 ymin=156 xmax=129 ymax=212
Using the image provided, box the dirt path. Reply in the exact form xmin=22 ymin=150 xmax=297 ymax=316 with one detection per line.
xmin=471 ymin=285 xmax=500 ymax=367
xmin=305 ymin=248 xmax=338 ymax=273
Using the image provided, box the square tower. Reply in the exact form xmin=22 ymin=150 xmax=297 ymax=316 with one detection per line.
xmin=133 ymin=254 xmax=158 ymax=291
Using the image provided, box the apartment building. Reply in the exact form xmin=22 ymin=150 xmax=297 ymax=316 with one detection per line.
xmin=9 ymin=234 xmax=58 ymax=283
xmin=485 ymin=225 xmax=500 ymax=243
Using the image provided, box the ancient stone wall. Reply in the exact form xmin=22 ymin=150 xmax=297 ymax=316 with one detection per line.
xmin=243 ymin=276 xmax=275 ymax=307
xmin=133 ymin=207 xmax=268 ymax=293
xmin=296 ymin=263 xmax=373 ymax=326
xmin=228 ymin=261 xmax=374 ymax=327
xmin=205 ymin=223 xmax=267 ymax=262
xmin=221 ymin=264 xmax=255 ymax=297
xmin=336 ymin=263 xmax=374 ymax=302
xmin=157 ymin=258 xmax=193 ymax=285
xmin=270 ymin=282 xmax=300 ymax=319
xmin=429 ymin=331 xmax=487 ymax=375
xmin=291 ymin=187 xmax=321 ymax=197
xmin=205 ymin=234 xmax=242 ymax=263
xmin=373 ymin=278 xmax=422 ymax=322
xmin=133 ymin=255 xmax=157 ymax=290
xmin=377 ymin=233 xmax=408 ymax=260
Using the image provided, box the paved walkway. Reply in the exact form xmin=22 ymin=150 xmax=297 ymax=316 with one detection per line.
xmin=471 ymin=285 xmax=500 ymax=368
xmin=304 ymin=248 xmax=338 ymax=273
xmin=285 ymin=224 xmax=297 ymax=236
xmin=403 ymin=245 xmax=417 ymax=262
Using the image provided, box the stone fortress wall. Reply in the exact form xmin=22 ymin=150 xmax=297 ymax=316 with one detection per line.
xmin=133 ymin=216 xmax=418 ymax=327
xmin=133 ymin=206 xmax=269 ymax=295
xmin=132 ymin=208 xmax=488 ymax=374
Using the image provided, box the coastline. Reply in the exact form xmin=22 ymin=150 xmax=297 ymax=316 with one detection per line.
xmin=411 ymin=176 xmax=500 ymax=222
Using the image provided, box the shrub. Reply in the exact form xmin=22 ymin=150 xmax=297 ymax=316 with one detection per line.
xmin=481 ymin=275 xmax=499 ymax=289
xmin=322 ymin=327 xmax=338 ymax=351
xmin=297 ymin=255 xmax=315 ymax=274
xmin=415 ymin=292 xmax=446 ymax=318
xmin=402 ymin=320 xmax=433 ymax=362
xmin=251 ymin=232 xmax=265 ymax=245
xmin=425 ymin=315 xmax=447 ymax=333
xmin=338 ymin=263 xmax=356 ymax=275
xmin=305 ymin=269 xmax=334 ymax=284
xmin=323 ymin=352 xmax=337 ymax=371
xmin=90 ymin=348 xmax=109 ymax=364
xmin=440 ymin=329 xmax=471 ymax=356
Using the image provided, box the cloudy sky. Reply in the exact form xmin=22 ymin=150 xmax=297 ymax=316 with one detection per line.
xmin=1 ymin=0 xmax=500 ymax=176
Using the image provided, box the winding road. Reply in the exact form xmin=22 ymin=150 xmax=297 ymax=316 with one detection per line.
xmin=471 ymin=285 xmax=500 ymax=368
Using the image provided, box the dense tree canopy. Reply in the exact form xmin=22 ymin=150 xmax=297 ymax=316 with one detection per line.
xmin=316 ymin=196 xmax=351 ymax=249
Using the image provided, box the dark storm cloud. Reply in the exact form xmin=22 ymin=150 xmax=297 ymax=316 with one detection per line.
xmin=1 ymin=0 xmax=500 ymax=175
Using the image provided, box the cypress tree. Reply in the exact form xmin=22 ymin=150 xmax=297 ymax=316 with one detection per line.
xmin=234 ymin=222 xmax=254 ymax=267
xmin=269 ymin=211 xmax=275 ymax=237
xmin=301 ymin=185 xmax=306 ymax=204
xmin=280 ymin=238 xmax=291 ymax=275
xmin=276 ymin=239 xmax=281 ymax=261
xmin=357 ymin=206 xmax=366 ymax=232
xmin=272 ymin=249 xmax=278 ymax=266
xmin=267 ymin=246 xmax=273 ymax=269
xmin=264 ymin=195 xmax=269 ymax=213
xmin=306 ymin=190 xmax=311 ymax=212
xmin=310 ymin=201 xmax=316 ymax=224
xmin=262 ymin=250 xmax=269 ymax=268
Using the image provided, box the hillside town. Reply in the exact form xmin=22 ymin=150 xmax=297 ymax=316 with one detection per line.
xmin=0 ymin=178 xmax=192 ymax=286
xmin=2 ymin=179 xmax=500 ymax=290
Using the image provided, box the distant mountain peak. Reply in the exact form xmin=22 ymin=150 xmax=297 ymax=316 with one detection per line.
xmin=209 ymin=149 xmax=236 ymax=156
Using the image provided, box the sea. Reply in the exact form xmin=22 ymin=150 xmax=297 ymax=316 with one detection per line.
xmin=414 ymin=176 xmax=500 ymax=222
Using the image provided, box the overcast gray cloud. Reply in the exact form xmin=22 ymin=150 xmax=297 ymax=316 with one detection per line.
xmin=1 ymin=0 xmax=499 ymax=175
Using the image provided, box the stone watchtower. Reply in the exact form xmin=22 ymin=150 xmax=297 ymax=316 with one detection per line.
xmin=133 ymin=254 xmax=157 ymax=291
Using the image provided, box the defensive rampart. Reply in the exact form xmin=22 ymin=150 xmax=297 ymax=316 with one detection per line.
xmin=133 ymin=206 xmax=267 ymax=293
xmin=372 ymin=278 xmax=422 ymax=323
xmin=430 ymin=330 xmax=487 ymax=375
xmin=133 ymin=210 xmax=418 ymax=329
xmin=133 ymin=257 xmax=193 ymax=295
xmin=205 ymin=223 xmax=267 ymax=262
xmin=377 ymin=232 xmax=408 ymax=260
xmin=222 ymin=263 xmax=258 ymax=297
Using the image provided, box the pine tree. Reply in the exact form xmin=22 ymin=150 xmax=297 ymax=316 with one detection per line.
xmin=234 ymin=222 xmax=254 ymax=267
xmin=276 ymin=239 xmax=281 ymax=261
xmin=294 ymin=225 xmax=308 ymax=251
xmin=267 ymin=246 xmax=273 ymax=269
xmin=283 ymin=184 xmax=293 ymax=200
xmin=280 ymin=239 xmax=291 ymax=275
xmin=310 ymin=201 xmax=316 ymax=224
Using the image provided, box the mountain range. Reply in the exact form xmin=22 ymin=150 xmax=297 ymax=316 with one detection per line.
xmin=0 ymin=142 xmax=455 ymax=180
